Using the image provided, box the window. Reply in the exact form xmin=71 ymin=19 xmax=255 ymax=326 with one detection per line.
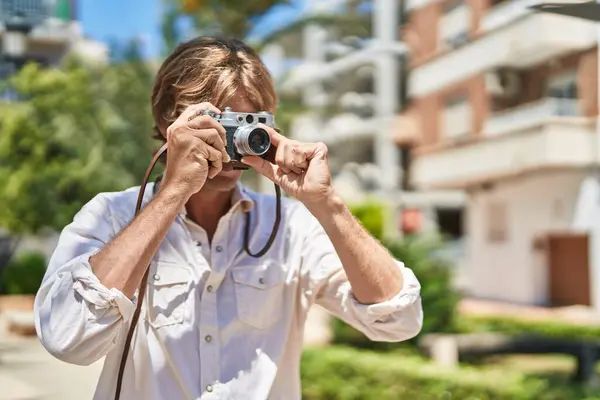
xmin=546 ymin=70 xmax=577 ymax=99
xmin=441 ymin=94 xmax=471 ymax=140
xmin=487 ymin=201 xmax=508 ymax=243
xmin=439 ymin=0 xmax=471 ymax=49
xmin=436 ymin=207 xmax=464 ymax=239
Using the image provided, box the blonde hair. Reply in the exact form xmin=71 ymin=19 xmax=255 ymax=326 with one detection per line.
xmin=151 ymin=36 xmax=278 ymax=141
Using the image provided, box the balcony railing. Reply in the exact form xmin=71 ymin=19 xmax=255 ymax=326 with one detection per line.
xmin=481 ymin=0 xmax=543 ymax=32
xmin=484 ymin=97 xmax=580 ymax=137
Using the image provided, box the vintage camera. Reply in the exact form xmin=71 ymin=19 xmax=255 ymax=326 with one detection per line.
xmin=202 ymin=107 xmax=275 ymax=170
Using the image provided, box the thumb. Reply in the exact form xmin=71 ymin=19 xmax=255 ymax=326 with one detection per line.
xmin=242 ymin=156 xmax=277 ymax=182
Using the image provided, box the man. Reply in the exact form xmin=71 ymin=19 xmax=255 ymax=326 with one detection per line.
xmin=34 ymin=36 xmax=423 ymax=400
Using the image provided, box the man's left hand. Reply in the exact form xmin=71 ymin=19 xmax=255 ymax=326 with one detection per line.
xmin=241 ymin=126 xmax=333 ymax=210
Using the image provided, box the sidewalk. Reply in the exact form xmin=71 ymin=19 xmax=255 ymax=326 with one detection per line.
xmin=0 ymin=335 xmax=102 ymax=400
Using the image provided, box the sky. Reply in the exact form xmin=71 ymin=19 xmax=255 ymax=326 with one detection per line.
xmin=78 ymin=0 xmax=308 ymax=60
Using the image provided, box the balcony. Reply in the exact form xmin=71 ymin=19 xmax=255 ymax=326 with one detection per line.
xmin=409 ymin=12 xmax=597 ymax=98
xmin=481 ymin=0 xmax=544 ymax=32
xmin=484 ymin=97 xmax=580 ymax=137
xmin=411 ymin=116 xmax=595 ymax=189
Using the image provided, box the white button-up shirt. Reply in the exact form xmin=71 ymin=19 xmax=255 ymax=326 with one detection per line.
xmin=34 ymin=182 xmax=423 ymax=400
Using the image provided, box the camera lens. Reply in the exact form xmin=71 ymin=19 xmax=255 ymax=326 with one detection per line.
xmin=233 ymin=126 xmax=271 ymax=156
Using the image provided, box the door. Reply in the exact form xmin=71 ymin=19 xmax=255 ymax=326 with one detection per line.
xmin=547 ymin=233 xmax=591 ymax=307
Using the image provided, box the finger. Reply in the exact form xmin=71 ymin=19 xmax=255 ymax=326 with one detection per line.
xmin=183 ymin=102 xmax=221 ymax=121
xmin=257 ymin=123 xmax=286 ymax=147
xmin=283 ymin=151 xmax=303 ymax=175
xmin=275 ymin=145 xmax=291 ymax=174
xmin=190 ymin=127 xmax=230 ymax=163
xmin=289 ymin=146 xmax=308 ymax=172
xmin=241 ymin=156 xmax=277 ymax=182
xmin=187 ymin=114 xmax=227 ymax=137
xmin=203 ymin=144 xmax=223 ymax=179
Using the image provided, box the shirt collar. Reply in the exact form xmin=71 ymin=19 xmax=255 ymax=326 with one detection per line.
xmin=151 ymin=176 xmax=254 ymax=216
xmin=231 ymin=181 xmax=254 ymax=213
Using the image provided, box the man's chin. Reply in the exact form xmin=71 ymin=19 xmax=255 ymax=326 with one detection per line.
xmin=203 ymin=169 xmax=243 ymax=190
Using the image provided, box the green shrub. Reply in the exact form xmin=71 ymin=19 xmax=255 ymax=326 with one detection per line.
xmin=0 ymin=251 xmax=47 ymax=295
xmin=300 ymin=346 xmax=597 ymax=400
xmin=349 ymin=200 xmax=387 ymax=241
xmin=334 ymin=201 xmax=461 ymax=348
xmin=460 ymin=315 xmax=600 ymax=341
xmin=335 ymin=201 xmax=460 ymax=349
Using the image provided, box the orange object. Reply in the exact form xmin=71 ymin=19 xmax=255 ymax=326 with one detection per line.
xmin=182 ymin=0 xmax=201 ymax=12
xmin=401 ymin=208 xmax=422 ymax=234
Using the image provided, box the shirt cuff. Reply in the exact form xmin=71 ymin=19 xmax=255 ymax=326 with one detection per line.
xmin=341 ymin=261 xmax=421 ymax=323
xmin=69 ymin=252 xmax=137 ymax=324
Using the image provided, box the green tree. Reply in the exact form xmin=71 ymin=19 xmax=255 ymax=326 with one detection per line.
xmin=162 ymin=0 xmax=291 ymax=48
xmin=0 ymin=51 xmax=156 ymax=235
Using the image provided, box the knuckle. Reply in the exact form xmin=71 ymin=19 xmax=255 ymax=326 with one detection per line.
xmin=317 ymin=142 xmax=328 ymax=152
xmin=210 ymin=128 xmax=221 ymax=140
xmin=199 ymin=115 xmax=213 ymax=124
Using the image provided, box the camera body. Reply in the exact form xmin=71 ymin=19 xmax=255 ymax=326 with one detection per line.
xmin=203 ymin=107 xmax=275 ymax=170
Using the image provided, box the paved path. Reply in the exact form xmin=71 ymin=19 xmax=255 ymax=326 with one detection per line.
xmin=0 ymin=336 xmax=102 ymax=400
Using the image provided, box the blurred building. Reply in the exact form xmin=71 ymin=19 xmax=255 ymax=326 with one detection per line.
xmin=0 ymin=0 xmax=108 ymax=81
xmin=399 ymin=0 xmax=600 ymax=308
xmin=274 ymin=0 xmax=466 ymax=246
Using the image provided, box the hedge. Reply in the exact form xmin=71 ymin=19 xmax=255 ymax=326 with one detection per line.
xmin=300 ymin=346 xmax=600 ymax=400
xmin=331 ymin=234 xmax=460 ymax=350
xmin=0 ymin=251 xmax=47 ymax=295
xmin=459 ymin=315 xmax=600 ymax=341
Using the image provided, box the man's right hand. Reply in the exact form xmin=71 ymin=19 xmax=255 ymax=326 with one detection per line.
xmin=162 ymin=103 xmax=230 ymax=199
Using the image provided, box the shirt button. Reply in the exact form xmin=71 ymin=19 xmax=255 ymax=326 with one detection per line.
xmin=205 ymin=335 xmax=212 ymax=343
xmin=206 ymin=285 xmax=213 ymax=292
xmin=196 ymin=241 xmax=202 ymax=247
xmin=258 ymin=277 xmax=265 ymax=285
xmin=206 ymin=385 xmax=213 ymax=392
xmin=153 ymin=274 xmax=160 ymax=281
xmin=215 ymin=245 xmax=223 ymax=252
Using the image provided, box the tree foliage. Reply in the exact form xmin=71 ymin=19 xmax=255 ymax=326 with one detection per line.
xmin=0 ymin=50 xmax=157 ymax=234
xmin=166 ymin=0 xmax=291 ymax=43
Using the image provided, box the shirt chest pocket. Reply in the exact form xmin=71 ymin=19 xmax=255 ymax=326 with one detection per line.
xmin=232 ymin=261 xmax=287 ymax=330
xmin=145 ymin=263 xmax=192 ymax=329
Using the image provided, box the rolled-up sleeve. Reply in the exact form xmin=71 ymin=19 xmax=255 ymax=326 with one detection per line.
xmin=298 ymin=209 xmax=423 ymax=343
xmin=34 ymin=194 xmax=135 ymax=366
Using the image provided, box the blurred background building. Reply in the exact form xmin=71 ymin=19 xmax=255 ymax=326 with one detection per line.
xmin=396 ymin=0 xmax=600 ymax=309
xmin=0 ymin=0 xmax=107 ymax=82
xmin=257 ymin=0 xmax=600 ymax=311
xmin=261 ymin=0 xmax=467 ymax=286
